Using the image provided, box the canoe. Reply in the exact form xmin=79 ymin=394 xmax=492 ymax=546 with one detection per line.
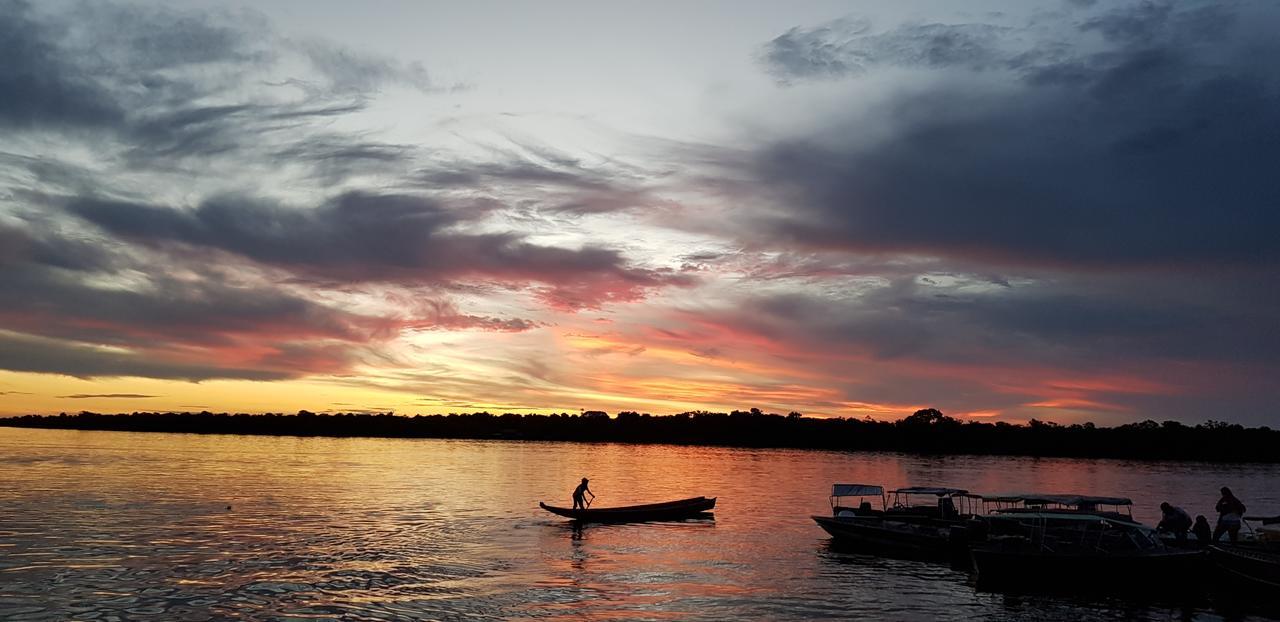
xmin=539 ymin=496 xmax=715 ymax=523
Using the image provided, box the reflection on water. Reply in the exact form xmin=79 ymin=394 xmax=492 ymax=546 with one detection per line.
xmin=1 ymin=427 xmax=1277 ymax=620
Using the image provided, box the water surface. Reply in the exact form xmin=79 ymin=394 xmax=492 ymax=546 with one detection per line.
xmin=1 ymin=427 xmax=1277 ymax=620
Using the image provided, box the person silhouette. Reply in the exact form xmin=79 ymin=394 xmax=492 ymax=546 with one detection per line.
xmin=572 ymin=477 xmax=594 ymax=510
xmin=1192 ymin=515 xmax=1212 ymax=547
xmin=1157 ymin=502 xmax=1192 ymax=543
xmin=1213 ymin=486 xmax=1247 ymax=542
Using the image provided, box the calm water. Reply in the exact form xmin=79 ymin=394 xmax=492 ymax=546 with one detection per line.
xmin=1 ymin=427 xmax=1278 ymax=621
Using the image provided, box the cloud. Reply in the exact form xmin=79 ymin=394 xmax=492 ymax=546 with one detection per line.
xmin=63 ymin=191 xmax=693 ymax=308
xmin=59 ymin=393 xmax=158 ymax=399
xmin=747 ymin=1 xmax=1280 ymax=269
xmin=295 ymin=39 xmax=434 ymax=93
xmin=0 ymin=0 xmax=126 ymax=130
xmin=0 ymin=331 xmax=286 ymax=381
xmin=761 ymin=18 xmax=1009 ymax=81
xmin=698 ymin=259 xmax=1280 ymax=419
xmin=0 ymin=0 xmax=425 ymax=169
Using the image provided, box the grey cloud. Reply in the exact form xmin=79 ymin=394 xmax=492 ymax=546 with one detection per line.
xmin=63 ymin=192 xmax=691 ymax=304
xmin=0 ymin=0 xmax=126 ymax=130
xmin=761 ymin=18 xmax=1009 ymax=81
xmin=747 ymin=1 xmax=1280 ymax=269
xmin=692 ymin=269 xmax=1280 ymax=417
xmin=418 ymin=152 xmax=662 ymax=215
xmin=274 ymin=136 xmax=414 ymax=183
xmin=0 ymin=0 xmax=420 ymax=170
xmin=0 ymin=331 xmax=286 ymax=381
xmin=63 ymin=3 xmax=271 ymax=72
xmin=296 ymin=40 xmax=433 ymax=93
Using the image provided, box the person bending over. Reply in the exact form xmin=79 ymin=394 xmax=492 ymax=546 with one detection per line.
xmin=1157 ymin=502 xmax=1193 ymax=544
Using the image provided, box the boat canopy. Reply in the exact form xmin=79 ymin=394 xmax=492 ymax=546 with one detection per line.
xmin=987 ymin=511 xmax=1155 ymax=531
xmin=832 ymin=484 xmax=884 ymax=497
xmin=890 ymin=486 xmax=969 ymax=496
xmin=983 ymin=493 xmax=1132 ymax=506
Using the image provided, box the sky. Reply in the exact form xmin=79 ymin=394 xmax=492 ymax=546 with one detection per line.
xmin=2 ymin=0 xmax=1278 ymax=425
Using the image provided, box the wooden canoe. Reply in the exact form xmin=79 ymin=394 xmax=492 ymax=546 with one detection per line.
xmin=539 ymin=496 xmax=716 ymax=523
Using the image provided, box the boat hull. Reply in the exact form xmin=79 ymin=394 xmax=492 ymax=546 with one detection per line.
xmin=812 ymin=515 xmax=955 ymax=561
xmin=971 ymin=545 xmax=1205 ymax=592
xmin=539 ymin=496 xmax=715 ymax=523
xmin=1209 ymin=544 xmax=1280 ymax=589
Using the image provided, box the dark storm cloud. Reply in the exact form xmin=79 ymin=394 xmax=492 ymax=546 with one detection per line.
xmin=738 ymin=274 xmax=1276 ymax=368
xmin=0 ymin=0 xmax=125 ymax=130
xmin=751 ymin=1 xmax=1280 ymax=269
xmin=63 ymin=192 xmax=692 ymax=305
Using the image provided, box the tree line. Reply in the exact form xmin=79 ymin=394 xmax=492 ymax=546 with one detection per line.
xmin=1 ymin=407 xmax=1276 ymax=462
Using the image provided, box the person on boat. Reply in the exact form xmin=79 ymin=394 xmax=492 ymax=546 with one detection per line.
xmin=1157 ymin=502 xmax=1193 ymax=543
xmin=1213 ymin=487 xmax=1247 ymax=542
xmin=572 ymin=477 xmax=594 ymax=510
xmin=1192 ymin=515 xmax=1212 ymax=546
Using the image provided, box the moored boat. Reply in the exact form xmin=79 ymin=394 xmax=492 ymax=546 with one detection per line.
xmin=539 ymin=496 xmax=715 ymax=523
xmin=812 ymin=484 xmax=977 ymax=562
xmin=813 ymin=514 xmax=956 ymax=561
xmin=978 ymin=493 xmax=1138 ymax=524
xmin=1209 ymin=544 xmax=1280 ymax=589
xmin=970 ymin=512 xmax=1204 ymax=592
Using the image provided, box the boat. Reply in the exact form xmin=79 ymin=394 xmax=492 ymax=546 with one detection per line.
xmin=978 ymin=493 xmax=1139 ymax=524
xmin=539 ymin=496 xmax=715 ymax=523
xmin=969 ymin=512 xmax=1204 ymax=592
xmin=812 ymin=484 xmax=977 ymax=562
xmin=1209 ymin=544 xmax=1280 ymax=589
xmin=813 ymin=514 xmax=958 ymax=561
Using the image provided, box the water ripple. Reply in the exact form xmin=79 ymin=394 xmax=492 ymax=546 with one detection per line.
xmin=2 ymin=428 xmax=1277 ymax=621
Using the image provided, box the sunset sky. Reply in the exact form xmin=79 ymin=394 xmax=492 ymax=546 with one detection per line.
xmin=2 ymin=0 xmax=1278 ymax=425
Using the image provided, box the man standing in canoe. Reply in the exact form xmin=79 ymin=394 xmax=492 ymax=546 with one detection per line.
xmin=572 ymin=477 xmax=595 ymax=510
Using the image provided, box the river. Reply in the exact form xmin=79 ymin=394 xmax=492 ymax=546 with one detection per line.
xmin=1 ymin=427 xmax=1277 ymax=621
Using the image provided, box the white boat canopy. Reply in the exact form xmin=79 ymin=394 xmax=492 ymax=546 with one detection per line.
xmin=987 ymin=512 xmax=1155 ymax=531
xmin=983 ymin=493 xmax=1132 ymax=506
xmin=831 ymin=484 xmax=884 ymax=497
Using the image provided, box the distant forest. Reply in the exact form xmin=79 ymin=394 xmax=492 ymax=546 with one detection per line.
xmin=4 ymin=407 xmax=1278 ymax=462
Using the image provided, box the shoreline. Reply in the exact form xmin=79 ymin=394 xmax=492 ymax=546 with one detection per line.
xmin=4 ymin=410 xmax=1278 ymax=463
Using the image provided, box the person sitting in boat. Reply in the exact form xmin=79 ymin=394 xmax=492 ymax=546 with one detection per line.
xmin=1213 ymin=487 xmax=1247 ymax=542
xmin=1157 ymin=502 xmax=1193 ymax=543
xmin=1192 ymin=515 xmax=1212 ymax=546
xmin=572 ymin=477 xmax=595 ymax=510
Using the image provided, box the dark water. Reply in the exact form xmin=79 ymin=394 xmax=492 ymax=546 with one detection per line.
xmin=1 ymin=427 xmax=1277 ymax=621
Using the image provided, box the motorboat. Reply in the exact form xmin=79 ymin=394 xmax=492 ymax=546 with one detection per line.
xmin=969 ymin=512 xmax=1204 ymax=592
xmin=813 ymin=484 xmax=977 ymax=562
xmin=539 ymin=496 xmax=715 ymax=523
xmin=1209 ymin=543 xmax=1280 ymax=589
xmin=978 ymin=493 xmax=1138 ymax=524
